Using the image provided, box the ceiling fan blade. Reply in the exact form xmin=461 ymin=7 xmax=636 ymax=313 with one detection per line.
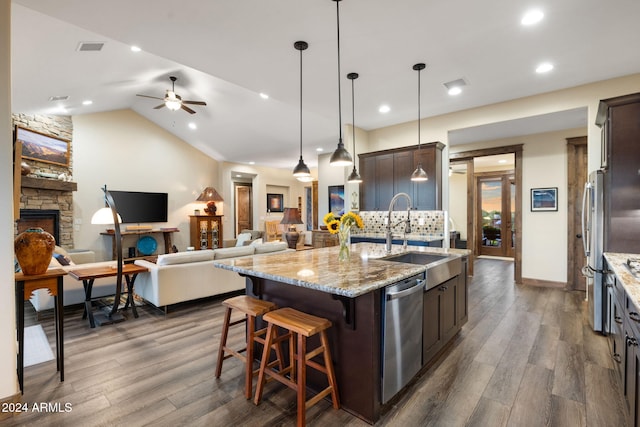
xmin=181 ymin=104 xmax=196 ymax=114
xmin=153 ymin=103 xmax=166 ymax=109
xmin=137 ymin=94 xmax=164 ymax=100
xmin=182 ymin=100 xmax=207 ymax=106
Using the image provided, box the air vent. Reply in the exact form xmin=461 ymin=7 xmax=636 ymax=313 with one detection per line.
xmin=48 ymin=95 xmax=69 ymax=102
xmin=77 ymin=42 xmax=105 ymax=52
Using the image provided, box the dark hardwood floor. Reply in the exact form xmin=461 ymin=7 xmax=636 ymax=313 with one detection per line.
xmin=8 ymin=258 xmax=629 ymax=426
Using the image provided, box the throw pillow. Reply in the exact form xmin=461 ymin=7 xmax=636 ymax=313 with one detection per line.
xmin=235 ymin=232 xmax=252 ymax=247
xmin=249 ymin=238 xmax=264 ymax=246
xmin=53 ymin=253 xmax=72 ymax=266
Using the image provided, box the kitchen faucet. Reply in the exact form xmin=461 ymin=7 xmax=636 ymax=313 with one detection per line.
xmin=386 ymin=192 xmax=412 ymax=253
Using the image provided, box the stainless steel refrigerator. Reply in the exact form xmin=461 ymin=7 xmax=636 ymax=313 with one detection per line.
xmin=581 ymin=170 xmax=604 ymax=331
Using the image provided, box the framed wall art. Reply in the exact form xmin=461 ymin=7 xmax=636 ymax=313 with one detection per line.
xmin=531 ymin=187 xmax=558 ymax=211
xmin=328 ymin=185 xmax=345 ymax=216
xmin=15 ymin=125 xmax=70 ymax=167
xmin=267 ymin=193 xmax=284 ymax=213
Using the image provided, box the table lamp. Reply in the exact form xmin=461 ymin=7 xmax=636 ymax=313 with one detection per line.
xmin=90 ymin=185 xmax=125 ymax=325
xmin=280 ymin=207 xmax=303 ymax=249
xmin=196 ymin=186 xmax=224 ymax=215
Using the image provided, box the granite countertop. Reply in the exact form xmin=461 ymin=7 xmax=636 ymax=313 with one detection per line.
xmin=213 ymin=242 xmax=470 ymax=298
xmin=351 ymin=232 xmax=443 ymax=242
xmin=604 ymin=252 xmax=640 ymax=311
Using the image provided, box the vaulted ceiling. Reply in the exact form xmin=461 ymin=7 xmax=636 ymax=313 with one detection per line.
xmin=10 ymin=0 xmax=640 ymax=169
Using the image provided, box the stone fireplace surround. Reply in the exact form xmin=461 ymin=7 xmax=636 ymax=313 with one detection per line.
xmin=13 ymin=113 xmax=76 ymax=248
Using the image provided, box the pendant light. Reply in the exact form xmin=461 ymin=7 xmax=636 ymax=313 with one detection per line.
xmin=292 ymin=41 xmax=313 ymax=182
xmin=411 ymin=63 xmax=428 ymax=182
xmin=329 ymin=0 xmax=353 ymax=167
xmin=347 ymin=72 xmax=362 ymax=183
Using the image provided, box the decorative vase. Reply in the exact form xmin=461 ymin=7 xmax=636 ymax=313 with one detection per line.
xmin=337 ymin=227 xmax=350 ymax=262
xmin=14 ymin=227 xmax=56 ymax=275
xmin=20 ymin=161 xmax=31 ymax=176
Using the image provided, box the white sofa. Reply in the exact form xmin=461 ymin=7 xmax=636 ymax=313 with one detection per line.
xmin=133 ymin=241 xmax=292 ymax=312
xmin=29 ymin=248 xmax=120 ymax=313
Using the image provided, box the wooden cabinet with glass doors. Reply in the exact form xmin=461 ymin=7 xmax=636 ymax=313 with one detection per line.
xmin=189 ymin=215 xmax=223 ymax=249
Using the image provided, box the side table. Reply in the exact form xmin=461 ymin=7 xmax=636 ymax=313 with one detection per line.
xmin=15 ymin=268 xmax=66 ymax=394
xmin=68 ymin=264 xmax=148 ymax=328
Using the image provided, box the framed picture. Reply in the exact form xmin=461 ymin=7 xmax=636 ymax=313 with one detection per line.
xmin=267 ymin=193 xmax=284 ymax=213
xmin=15 ymin=125 xmax=70 ymax=167
xmin=328 ymin=185 xmax=345 ymax=216
xmin=531 ymin=187 xmax=558 ymax=211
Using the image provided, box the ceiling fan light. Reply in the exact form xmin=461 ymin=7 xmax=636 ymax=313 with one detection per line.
xmin=347 ymin=166 xmax=362 ymax=183
xmin=411 ymin=163 xmax=428 ymax=182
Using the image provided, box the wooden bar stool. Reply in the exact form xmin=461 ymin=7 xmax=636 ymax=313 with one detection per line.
xmin=254 ymin=307 xmax=340 ymax=426
xmin=215 ymin=295 xmax=282 ymax=399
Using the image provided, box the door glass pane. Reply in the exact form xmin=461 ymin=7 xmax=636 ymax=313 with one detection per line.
xmin=481 ymin=179 xmax=502 ymax=248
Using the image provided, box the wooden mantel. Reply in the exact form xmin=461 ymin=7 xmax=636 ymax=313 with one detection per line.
xmin=21 ymin=176 xmax=78 ymax=192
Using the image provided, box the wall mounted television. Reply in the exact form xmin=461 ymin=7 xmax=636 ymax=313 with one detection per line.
xmin=109 ymin=190 xmax=168 ymax=224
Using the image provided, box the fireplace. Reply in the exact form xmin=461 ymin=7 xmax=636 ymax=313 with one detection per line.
xmin=17 ymin=209 xmax=60 ymax=245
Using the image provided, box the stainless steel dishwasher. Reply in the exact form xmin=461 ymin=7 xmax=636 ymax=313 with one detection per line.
xmin=381 ymin=273 xmax=425 ymax=403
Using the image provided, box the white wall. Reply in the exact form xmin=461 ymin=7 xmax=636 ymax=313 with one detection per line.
xmin=219 ymin=161 xmax=310 ymax=237
xmin=448 ymin=170 xmax=467 ymax=240
xmin=0 ymin=0 xmax=18 ymax=401
xmin=72 ymin=110 xmax=219 ymax=260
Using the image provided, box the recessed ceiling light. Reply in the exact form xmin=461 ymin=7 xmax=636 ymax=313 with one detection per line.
xmin=536 ymin=62 xmax=554 ymax=73
xmin=443 ymin=78 xmax=466 ymax=96
xmin=249 ymin=161 xmax=255 ymax=165
xmin=259 ymin=93 xmax=269 ymax=100
xmin=188 ymin=122 xmax=197 ymax=130
xmin=378 ymin=105 xmax=390 ymax=113
xmin=521 ymin=9 xmax=544 ymax=26
xmin=236 ymin=174 xmax=242 ymax=178
xmin=316 ymin=147 xmax=324 ymax=152
xmin=130 ymin=45 xmax=142 ymax=52
xmin=82 ymin=100 xmax=93 ymax=106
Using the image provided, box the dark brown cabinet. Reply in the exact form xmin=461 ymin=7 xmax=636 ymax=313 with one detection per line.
xmin=359 ymin=142 xmax=443 ymax=211
xmin=422 ymin=263 xmax=468 ymax=365
xmin=597 ymin=93 xmax=640 ymax=254
xmin=605 ymin=258 xmax=640 ymax=426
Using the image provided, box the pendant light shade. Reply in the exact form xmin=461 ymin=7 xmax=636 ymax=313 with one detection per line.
xmin=347 ymin=72 xmax=362 ymax=183
xmin=411 ymin=62 xmax=429 ymax=182
xmin=292 ymin=41 xmax=312 ymax=181
xmin=329 ymin=0 xmax=353 ymax=167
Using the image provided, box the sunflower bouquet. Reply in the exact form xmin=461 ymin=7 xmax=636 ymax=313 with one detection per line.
xmin=323 ymin=211 xmax=364 ymax=261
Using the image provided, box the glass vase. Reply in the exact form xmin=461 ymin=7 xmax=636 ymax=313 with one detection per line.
xmin=337 ymin=227 xmax=350 ymax=262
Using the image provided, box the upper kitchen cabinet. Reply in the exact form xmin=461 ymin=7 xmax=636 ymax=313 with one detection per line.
xmin=596 ymin=92 xmax=640 ymax=253
xmin=359 ymin=142 xmax=443 ymax=211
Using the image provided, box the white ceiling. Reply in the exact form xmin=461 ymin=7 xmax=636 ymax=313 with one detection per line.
xmin=10 ymin=0 xmax=640 ymax=170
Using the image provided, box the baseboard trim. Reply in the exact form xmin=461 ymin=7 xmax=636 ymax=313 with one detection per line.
xmin=521 ymin=277 xmax=567 ymax=289
xmin=0 ymin=390 xmax=22 ymax=421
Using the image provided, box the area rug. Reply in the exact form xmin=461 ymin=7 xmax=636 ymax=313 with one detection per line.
xmin=24 ymin=325 xmax=54 ymax=367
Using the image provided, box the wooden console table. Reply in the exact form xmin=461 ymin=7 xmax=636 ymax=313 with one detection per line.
xmin=100 ymin=229 xmax=178 ymax=260
xmin=15 ymin=269 xmax=66 ymax=393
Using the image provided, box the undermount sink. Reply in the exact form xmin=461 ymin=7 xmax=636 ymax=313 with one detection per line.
xmin=383 ymin=251 xmax=461 ymax=290
xmin=382 ymin=252 xmax=450 ymax=265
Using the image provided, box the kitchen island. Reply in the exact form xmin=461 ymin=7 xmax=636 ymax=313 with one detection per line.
xmin=214 ymin=242 xmax=469 ymax=423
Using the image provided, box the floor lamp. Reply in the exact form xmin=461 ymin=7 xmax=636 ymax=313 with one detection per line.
xmin=90 ymin=185 xmax=125 ymax=325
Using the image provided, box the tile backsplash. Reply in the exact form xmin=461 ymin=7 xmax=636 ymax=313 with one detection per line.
xmin=353 ymin=210 xmax=445 ymax=238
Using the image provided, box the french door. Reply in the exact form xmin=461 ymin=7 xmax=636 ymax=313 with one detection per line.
xmin=476 ymin=171 xmax=515 ymax=258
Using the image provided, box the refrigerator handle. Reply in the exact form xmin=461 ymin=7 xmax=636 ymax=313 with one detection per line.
xmin=581 ymin=182 xmax=590 ymax=257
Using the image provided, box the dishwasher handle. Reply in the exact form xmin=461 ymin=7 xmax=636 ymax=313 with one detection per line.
xmin=386 ymin=279 xmax=425 ymax=301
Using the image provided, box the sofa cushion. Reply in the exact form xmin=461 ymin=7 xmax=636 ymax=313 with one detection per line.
xmin=213 ymin=246 xmax=254 ymax=260
xmin=253 ymin=241 xmax=288 ymax=254
xmin=250 ymin=238 xmax=264 ymax=246
xmin=235 ymin=232 xmax=252 ymax=247
xmin=156 ymin=250 xmax=215 ymax=266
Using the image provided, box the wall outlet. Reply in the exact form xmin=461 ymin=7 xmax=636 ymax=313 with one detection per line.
xmin=74 ymin=218 xmax=82 ymax=225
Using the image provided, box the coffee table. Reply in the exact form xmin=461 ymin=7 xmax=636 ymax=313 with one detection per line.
xmin=68 ymin=263 xmax=148 ymax=328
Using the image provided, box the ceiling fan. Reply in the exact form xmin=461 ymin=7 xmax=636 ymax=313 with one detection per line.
xmin=136 ymin=76 xmax=206 ymax=114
